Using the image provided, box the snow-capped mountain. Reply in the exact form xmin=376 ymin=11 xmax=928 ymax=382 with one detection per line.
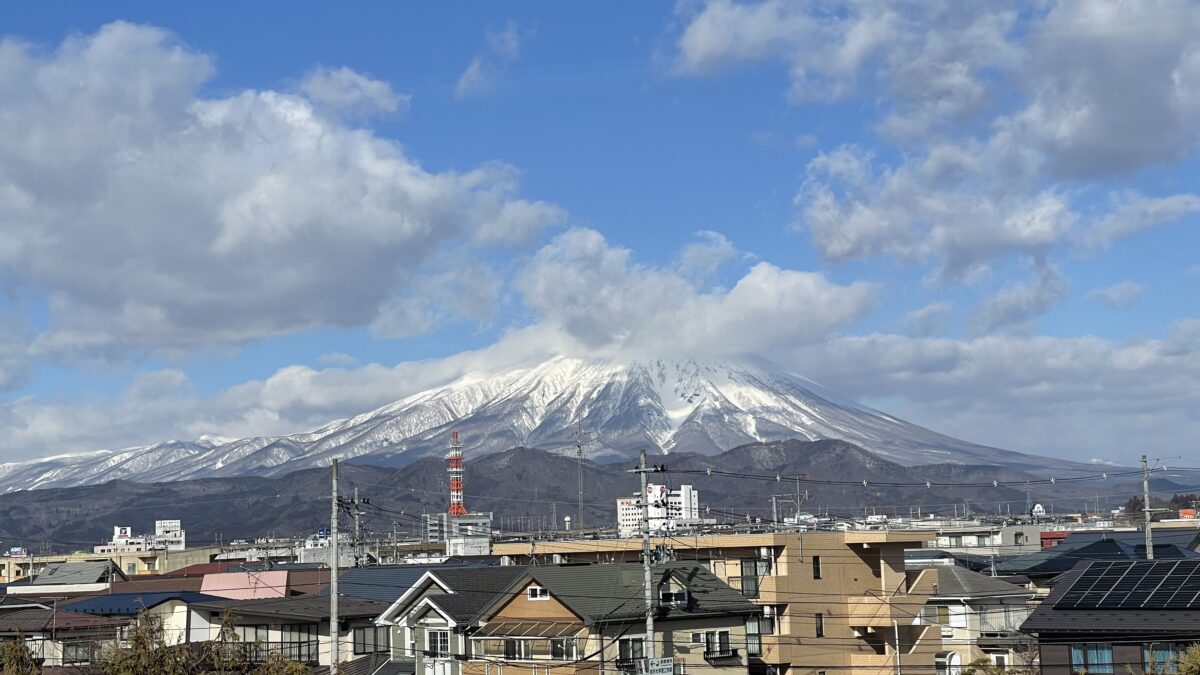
xmin=0 ymin=355 xmax=1075 ymax=492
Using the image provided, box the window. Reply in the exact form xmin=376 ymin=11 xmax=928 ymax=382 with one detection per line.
xmin=504 ymin=639 xmax=531 ymax=660
xmin=746 ymin=617 xmax=762 ymax=657
xmin=660 ymin=589 xmax=688 ymax=605
xmin=551 ymin=638 xmax=578 ymax=660
xmin=354 ymin=626 xmax=389 ymax=654
xmin=280 ymin=624 xmax=318 ymax=664
xmin=619 ymin=638 xmax=645 ymax=662
xmin=760 ymin=605 xmax=778 ymax=634
xmin=704 ymin=631 xmax=732 ymax=657
xmin=236 ymin=625 xmax=269 ymax=662
xmin=427 ymin=630 xmax=450 ymax=658
xmin=987 ymin=653 xmax=1007 ymax=669
xmin=814 ymin=613 xmax=824 ymax=638
xmin=812 ymin=556 xmax=822 ymax=580
xmin=923 ymin=605 xmax=953 ymax=638
xmin=1070 ymin=643 xmax=1113 ymax=674
xmin=1014 ymin=532 xmax=1027 ymax=546
xmin=691 ymin=632 xmax=704 ymax=645
xmin=62 ymin=642 xmax=93 ymax=665
xmin=126 ymin=563 xmax=137 ymax=575
xmin=527 ymin=585 xmax=550 ymax=600
xmin=1145 ymin=643 xmax=1183 ymax=674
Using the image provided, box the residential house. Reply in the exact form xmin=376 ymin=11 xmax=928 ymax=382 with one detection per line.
xmin=919 ymin=566 xmax=1036 ymax=674
xmin=492 ymin=530 xmax=942 ymax=675
xmin=373 ymin=566 xmax=528 ymax=675
xmin=0 ymin=595 xmax=127 ymax=667
xmin=60 ymin=591 xmax=222 ymax=645
xmin=993 ymin=534 xmax=1200 ymax=588
xmin=1021 ymin=559 xmax=1200 ymax=675
xmin=183 ymin=595 xmax=389 ymax=667
xmin=464 ymin=562 xmax=759 ymax=675
xmin=4 ymin=560 xmax=128 ymax=597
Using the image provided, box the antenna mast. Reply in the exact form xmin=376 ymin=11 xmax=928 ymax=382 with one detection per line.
xmin=448 ymin=432 xmax=467 ymax=517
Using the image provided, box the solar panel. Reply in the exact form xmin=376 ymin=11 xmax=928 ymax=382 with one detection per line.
xmin=1056 ymin=560 xmax=1200 ymax=610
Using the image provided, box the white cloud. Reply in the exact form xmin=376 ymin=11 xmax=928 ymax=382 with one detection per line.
xmin=970 ymin=261 xmax=1068 ymax=334
xmin=676 ymin=230 xmax=741 ymax=282
xmin=517 ymin=228 xmax=875 ymax=355
xmin=1082 ymin=192 xmax=1200 ymax=251
xmin=1086 ymin=281 xmax=1144 ymax=309
xmin=902 ymin=301 xmax=952 ymax=337
xmin=0 ymin=22 xmax=558 ymax=361
xmin=456 ymin=19 xmax=527 ymax=99
xmin=317 ymin=352 xmax=359 ymax=367
xmin=796 ymin=144 xmax=1076 ymax=276
xmin=1005 ymin=0 xmax=1200 ymax=178
xmin=783 ymin=321 xmax=1200 ymax=460
xmin=674 ymin=1 xmax=1020 ymax=139
xmin=299 ymin=66 xmax=410 ymax=118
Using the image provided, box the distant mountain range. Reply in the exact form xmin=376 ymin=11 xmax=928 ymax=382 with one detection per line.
xmin=0 ymin=441 xmax=1167 ymax=552
xmin=0 ymin=355 xmax=1089 ymax=494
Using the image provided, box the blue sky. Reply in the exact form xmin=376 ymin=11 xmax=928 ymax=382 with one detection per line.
xmin=0 ymin=1 xmax=1198 ymax=464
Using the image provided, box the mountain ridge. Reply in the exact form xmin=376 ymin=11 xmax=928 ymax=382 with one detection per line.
xmin=0 ymin=355 xmax=1088 ymax=493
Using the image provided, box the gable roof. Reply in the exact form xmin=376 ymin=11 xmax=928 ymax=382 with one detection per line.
xmin=1062 ymin=529 xmax=1200 ymax=550
xmin=332 ymin=564 xmax=446 ymax=604
xmin=188 ymin=595 xmax=387 ymax=621
xmin=61 ymin=591 xmax=221 ymax=616
xmin=32 ymin=561 xmax=126 ymax=585
xmin=0 ymin=607 xmax=126 ymax=634
xmin=993 ymin=539 xmax=1200 ymax=577
xmin=482 ymin=563 xmax=757 ymax=626
xmin=931 ymin=566 xmax=1033 ymax=599
xmin=378 ymin=566 xmax=527 ymax=625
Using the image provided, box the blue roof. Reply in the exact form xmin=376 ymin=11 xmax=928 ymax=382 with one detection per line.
xmin=62 ymin=591 xmax=222 ymax=616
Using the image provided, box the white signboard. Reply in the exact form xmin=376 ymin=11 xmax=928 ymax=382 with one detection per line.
xmin=640 ymin=657 xmax=674 ymax=675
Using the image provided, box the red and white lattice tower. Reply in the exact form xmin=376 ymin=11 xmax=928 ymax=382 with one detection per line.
xmin=447 ymin=431 xmax=468 ymax=517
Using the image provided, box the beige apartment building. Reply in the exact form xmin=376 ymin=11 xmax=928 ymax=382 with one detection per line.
xmin=493 ymin=531 xmax=941 ymax=675
xmin=0 ymin=545 xmax=221 ymax=583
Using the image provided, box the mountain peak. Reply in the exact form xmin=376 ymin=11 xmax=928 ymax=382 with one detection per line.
xmin=0 ymin=353 xmax=1077 ymax=493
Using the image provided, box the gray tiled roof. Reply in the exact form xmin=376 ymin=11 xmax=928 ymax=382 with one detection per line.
xmin=505 ymin=562 xmax=757 ymax=625
xmin=32 ymin=561 xmax=123 ymax=585
xmin=931 ymin=566 xmax=1032 ymax=599
xmin=423 ymin=567 xmax=526 ymax=622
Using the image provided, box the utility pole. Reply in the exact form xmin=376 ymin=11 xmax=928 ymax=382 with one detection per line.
xmin=577 ymin=430 xmax=586 ymax=530
xmin=1142 ymin=454 xmax=1155 ymax=560
xmin=771 ymin=496 xmax=779 ymax=529
xmin=628 ymin=449 xmax=658 ymax=661
xmin=330 ymin=460 xmax=340 ymax=675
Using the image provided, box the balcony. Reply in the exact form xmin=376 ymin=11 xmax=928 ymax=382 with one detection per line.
xmin=704 ymin=648 xmax=740 ymax=662
xmin=614 ymin=658 xmax=640 ymax=671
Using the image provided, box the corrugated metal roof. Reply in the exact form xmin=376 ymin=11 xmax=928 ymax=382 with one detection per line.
xmin=61 ymin=591 xmax=222 ymax=616
xmin=188 ymin=595 xmax=388 ymax=621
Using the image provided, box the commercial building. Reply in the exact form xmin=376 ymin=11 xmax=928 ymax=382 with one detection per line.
xmin=617 ymin=484 xmax=702 ymax=537
xmin=1 ymin=544 xmax=221 ymax=582
xmin=93 ymin=519 xmax=187 ymax=554
xmin=493 ymin=530 xmax=943 ymax=675
xmin=422 ymin=512 xmax=493 ymax=544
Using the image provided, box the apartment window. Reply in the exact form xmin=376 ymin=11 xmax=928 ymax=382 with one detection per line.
xmin=691 ymin=632 xmax=704 ymax=645
xmin=746 ymin=616 xmax=762 ymax=657
xmin=551 ymin=638 xmax=578 ymax=660
xmin=1070 ymin=643 xmax=1113 ymax=674
xmin=354 ymin=626 xmax=389 ymax=654
xmin=814 ymin=613 xmax=824 ymax=638
xmin=619 ymin=638 xmax=645 ymax=662
xmin=527 ymin=585 xmax=550 ymax=600
xmin=1145 ymin=643 xmax=1183 ymax=674
xmin=812 ymin=556 xmax=822 ymax=580
xmin=427 ymin=630 xmax=450 ymax=658
xmin=704 ymin=631 xmax=732 ymax=658
xmin=1014 ymin=532 xmax=1027 ymax=546
xmin=986 ymin=652 xmax=1007 ymax=669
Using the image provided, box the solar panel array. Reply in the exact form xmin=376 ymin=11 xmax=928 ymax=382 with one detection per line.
xmin=1055 ymin=560 xmax=1200 ymax=610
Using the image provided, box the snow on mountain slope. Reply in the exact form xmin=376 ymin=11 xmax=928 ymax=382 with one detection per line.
xmin=0 ymin=355 xmax=1077 ymax=492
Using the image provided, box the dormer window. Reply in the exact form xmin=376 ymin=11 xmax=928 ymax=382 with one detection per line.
xmin=660 ymin=589 xmax=688 ymax=605
xmin=527 ymin=585 xmax=550 ymax=600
